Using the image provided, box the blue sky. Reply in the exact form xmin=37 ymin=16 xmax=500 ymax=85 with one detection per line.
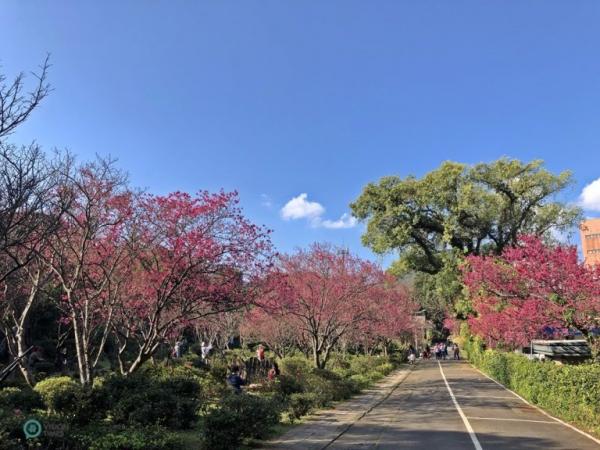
xmin=2 ymin=1 xmax=600 ymax=262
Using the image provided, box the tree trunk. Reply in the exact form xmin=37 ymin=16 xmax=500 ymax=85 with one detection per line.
xmin=16 ymin=332 xmax=35 ymax=386
xmin=71 ymin=310 xmax=92 ymax=386
xmin=312 ymin=346 xmax=321 ymax=369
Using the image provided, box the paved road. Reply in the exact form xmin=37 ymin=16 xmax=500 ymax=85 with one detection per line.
xmin=265 ymin=360 xmax=600 ymax=450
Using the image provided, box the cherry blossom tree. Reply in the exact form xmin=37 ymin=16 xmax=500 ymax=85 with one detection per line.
xmin=0 ymin=250 xmax=54 ymax=385
xmin=44 ymin=158 xmax=132 ymax=386
xmin=463 ymin=235 xmax=600 ymax=354
xmin=260 ymin=244 xmax=406 ymax=368
xmin=193 ymin=310 xmax=244 ymax=352
xmin=113 ymin=190 xmax=273 ymax=375
xmin=240 ymin=306 xmax=302 ymax=358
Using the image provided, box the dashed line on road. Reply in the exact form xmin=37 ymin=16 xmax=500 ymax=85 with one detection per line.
xmin=466 ymin=416 xmax=556 ymax=424
xmin=454 ymin=395 xmax=518 ymax=400
xmin=438 ymin=361 xmax=483 ymax=450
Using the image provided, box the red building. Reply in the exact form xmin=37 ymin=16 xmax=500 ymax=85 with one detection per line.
xmin=580 ymin=218 xmax=600 ymax=267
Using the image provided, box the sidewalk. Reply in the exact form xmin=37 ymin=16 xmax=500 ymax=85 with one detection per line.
xmin=261 ymin=366 xmax=413 ymax=450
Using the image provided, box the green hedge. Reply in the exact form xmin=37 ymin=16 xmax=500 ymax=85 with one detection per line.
xmin=34 ymin=376 xmax=81 ymax=415
xmin=274 ymin=354 xmax=398 ymax=422
xmin=464 ymin=337 xmax=600 ymax=435
xmin=202 ymin=393 xmax=282 ymax=450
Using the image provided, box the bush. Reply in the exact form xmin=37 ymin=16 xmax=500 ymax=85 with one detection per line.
xmin=276 ymin=374 xmax=304 ymax=396
xmin=306 ymin=369 xmax=357 ymax=403
xmin=34 ymin=376 xmax=80 ymax=414
xmin=72 ymin=384 xmax=112 ymax=426
xmin=279 ymin=356 xmax=312 ymax=379
xmin=103 ymin=371 xmax=202 ymax=430
xmin=202 ymin=393 xmax=281 ymax=450
xmin=207 ymin=358 xmax=229 ymax=381
xmin=287 ymin=392 xmax=318 ymax=421
xmin=349 ymin=374 xmax=370 ymax=390
xmin=75 ymin=425 xmax=185 ymax=450
xmin=0 ymin=408 xmax=26 ymax=450
xmin=0 ymin=386 xmax=43 ymax=412
xmin=275 ymin=354 xmax=397 ymax=421
xmin=466 ymin=339 xmax=600 ymax=435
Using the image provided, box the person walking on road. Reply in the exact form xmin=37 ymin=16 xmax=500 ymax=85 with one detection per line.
xmin=407 ymin=344 xmax=417 ymax=364
xmin=453 ymin=343 xmax=460 ymax=360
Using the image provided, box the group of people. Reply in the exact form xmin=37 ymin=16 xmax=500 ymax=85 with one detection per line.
xmin=172 ymin=339 xmax=214 ymax=361
xmin=406 ymin=342 xmax=460 ymax=364
xmin=226 ymin=344 xmax=280 ymax=393
xmin=172 ymin=337 xmax=280 ymax=394
xmin=421 ymin=342 xmax=460 ymax=360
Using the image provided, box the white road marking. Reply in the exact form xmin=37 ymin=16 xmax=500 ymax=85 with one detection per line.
xmin=467 ymin=416 xmax=556 ymax=424
xmin=471 ymin=365 xmax=600 ymax=446
xmin=455 ymin=395 xmax=518 ymax=400
xmin=438 ymin=361 xmax=483 ymax=450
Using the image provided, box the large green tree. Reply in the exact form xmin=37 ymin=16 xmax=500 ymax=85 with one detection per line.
xmin=351 ymin=158 xmax=581 ymax=275
xmin=352 ymin=159 xmax=582 ymax=327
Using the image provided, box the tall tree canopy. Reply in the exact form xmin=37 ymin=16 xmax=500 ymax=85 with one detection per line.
xmin=351 ymin=158 xmax=581 ymax=275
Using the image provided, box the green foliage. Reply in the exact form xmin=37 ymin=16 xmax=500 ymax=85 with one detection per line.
xmin=202 ymin=393 xmax=282 ymax=450
xmin=274 ymin=354 xmax=397 ymax=421
xmin=279 ymin=355 xmax=313 ymax=378
xmin=74 ymin=425 xmax=185 ymax=450
xmin=348 ymin=374 xmax=370 ymax=389
xmin=0 ymin=386 xmax=43 ymax=412
xmin=302 ymin=369 xmax=356 ymax=406
xmin=276 ymin=374 xmax=304 ymax=396
xmin=466 ymin=341 xmax=600 ymax=435
xmin=412 ymin=251 xmax=471 ymax=330
xmin=351 ymin=158 xmax=580 ymax=275
xmin=34 ymin=376 xmax=81 ymax=414
xmin=0 ymin=408 xmax=26 ymax=450
xmin=4 ymin=353 xmax=400 ymax=448
xmin=102 ymin=370 xmax=202 ymax=429
xmin=287 ymin=392 xmax=319 ymax=421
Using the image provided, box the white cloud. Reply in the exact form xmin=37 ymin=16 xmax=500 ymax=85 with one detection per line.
xmin=320 ymin=213 xmax=358 ymax=229
xmin=280 ymin=193 xmax=325 ymax=221
xmin=280 ymin=193 xmax=357 ymax=229
xmin=580 ymin=178 xmax=600 ymax=211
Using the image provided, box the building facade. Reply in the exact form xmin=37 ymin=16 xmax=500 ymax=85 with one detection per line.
xmin=580 ymin=218 xmax=600 ymax=266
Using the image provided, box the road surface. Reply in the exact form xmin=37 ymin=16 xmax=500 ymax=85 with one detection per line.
xmin=265 ymin=360 xmax=600 ymax=449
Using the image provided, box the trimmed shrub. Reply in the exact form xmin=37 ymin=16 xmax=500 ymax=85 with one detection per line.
xmin=349 ymin=374 xmax=370 ymax=390
xmin=71 ymin=385 xmax=112 ymax=426
xmin=308 ymin=369 xmax=357 ymax=402
xmin=34 ymin=376 xmax=80 ymax=414
xmin=76 ymin=425 xmax=185 ymax=450
xmin=287 ymin=392 xmax=318 ymax=421
xmin=202 ymin=393 xmax=281 ymax=450
xmin=276 ymin=374 xmax=304 ymax=396
xmin=103 ymin=371 xmax=202 ymax=430
xmin=279 ymin=356 xmax=312 ymax=379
